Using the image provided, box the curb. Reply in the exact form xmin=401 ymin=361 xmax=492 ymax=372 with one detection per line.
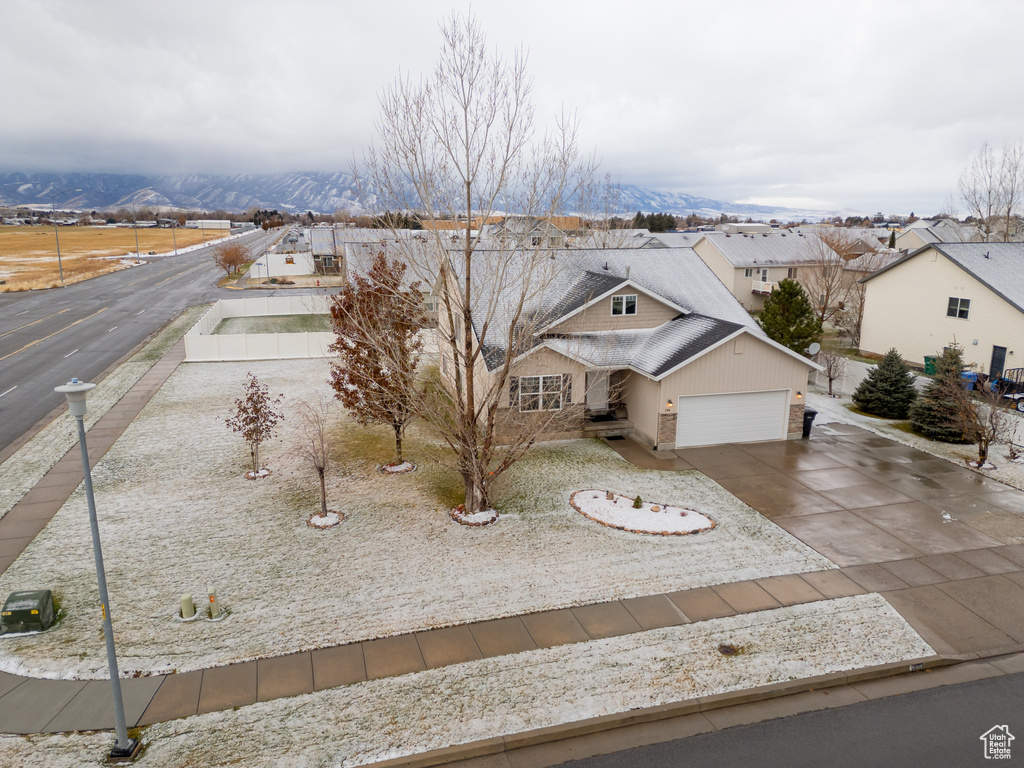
xmin=364 ymin=654 xmax=951 ymax=768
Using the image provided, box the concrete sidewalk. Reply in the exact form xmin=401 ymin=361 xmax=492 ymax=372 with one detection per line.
xmin=1 ymin=342 xmax=1024 ymax=743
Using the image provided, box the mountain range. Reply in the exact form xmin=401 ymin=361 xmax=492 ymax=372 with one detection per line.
xmin=0 ymin=171 xmax=836 ymax=221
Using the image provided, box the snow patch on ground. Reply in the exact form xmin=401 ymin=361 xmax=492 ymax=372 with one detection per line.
xmin=0 ymin=358 xmax=834 ymax=679
xmin=0 ymin=594 xmax=932 ymax=767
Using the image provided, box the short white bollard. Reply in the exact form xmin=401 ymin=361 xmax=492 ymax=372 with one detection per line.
xmin=208 ymin=589 xmax=221 ymax=619
xmin=181 ymin=593 xmax=195 ymax=619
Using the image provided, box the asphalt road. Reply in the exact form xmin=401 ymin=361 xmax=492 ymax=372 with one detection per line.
xmin=560 ymin=672 xmax=1024 ymax=768
xmin=0 ymin=228 xmax=276 ymax=453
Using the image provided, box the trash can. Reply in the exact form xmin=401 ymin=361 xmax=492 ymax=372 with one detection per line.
xmin=924 ymin=356 xmax=937 ymax=375
xmin=1 ymin=590 xmax=55 ymax=633
xmin=802 ymin=407 xmax=818 ymax=439
xmin=961 ymin=371 xmax=978 ymax=391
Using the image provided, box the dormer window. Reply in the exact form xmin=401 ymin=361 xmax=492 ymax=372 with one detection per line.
xmin=611 ymin=294 xmax=637 ymax=316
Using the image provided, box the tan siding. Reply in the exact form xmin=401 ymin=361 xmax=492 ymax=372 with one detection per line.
xmin=693 ymin=239 xmax=736 ymax=292
xmin=500 ymin=347 xmax=585 ymax=409
xmin=549 ymin=291 xmax=680 ymax=333
xmin=623 ymin=372 xmax=661 ymax=446
xmin=658 ymin=335 xmax=809 ymax=405
xmin=860 ymin=249 xmax=1024 ymax=372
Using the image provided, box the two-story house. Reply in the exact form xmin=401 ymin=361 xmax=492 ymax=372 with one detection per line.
xmin=860 ymin=243 xmax=1024 ymax=379
xmin=442 ymin=247 xmax=819 ymax=450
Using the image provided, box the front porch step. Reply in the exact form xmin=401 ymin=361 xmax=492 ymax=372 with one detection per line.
xmin=582 ymin=419 xmax=633 ymax=438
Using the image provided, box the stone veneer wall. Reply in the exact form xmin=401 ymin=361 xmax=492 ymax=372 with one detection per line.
xmin=788 ymin=403 xmax=805 ymax=438
xmin=656 ymin=412 xmax=677 ymax=450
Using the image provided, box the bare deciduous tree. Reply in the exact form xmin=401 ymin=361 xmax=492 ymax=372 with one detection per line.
xmin=360 ymin=11 xmax=595 ymax=515
xmin=958 ymin=141 xmax=1024 ymax=243
xmin=816 ymin=345 xmax=848 ymax=396
xmin=296 ymin=397 xmax=335 ymax=517
xmin=802 ymin=230 xmax=853 ymax=324
xmin=213 ymin=241 xmax=249 ymax=276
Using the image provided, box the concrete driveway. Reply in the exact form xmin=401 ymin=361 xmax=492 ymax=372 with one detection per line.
xmin=609 ymin=424 xmax=1024 ymax=658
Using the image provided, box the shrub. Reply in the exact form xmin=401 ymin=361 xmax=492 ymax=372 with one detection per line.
xmin=852 ymin=348 xmax=917 ymax=418
xmin=632 ymin=495 xmax=643 ymax=509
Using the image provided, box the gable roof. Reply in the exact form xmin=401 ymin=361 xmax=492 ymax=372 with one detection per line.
xmin=539 ymin=273 xmax=686 ymax=333
xmin=861 ymin=242 xmax=1024 ymax=314
xmin=452 ymin=246 xmax=766 ymax=372
xmin=693 ymin=231 xmax=836 ymax=267
xmin=543 ymin=314 xmax=746 ymax=379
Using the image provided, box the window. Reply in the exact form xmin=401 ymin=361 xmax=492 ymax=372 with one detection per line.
xmin=947 ymin=297 xmax=970 ymax=319
xmin=322 ymin=256 xmax=334 ymax=268
xmin=510 ymin=374 xmax=570 ymax=411
xmin=611 ymin=294 xmax=637 ymax=315
xmin=787 ymin=267 xmax=798 ymax=278
xmin=744 ymin=268 xmax=753 ymax=277
xmin=285 ymin=256 xmax=294 ymax=264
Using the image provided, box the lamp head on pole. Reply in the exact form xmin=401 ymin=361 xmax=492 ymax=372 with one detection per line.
xmin=55 ymin=378 xmax=96 ymax=418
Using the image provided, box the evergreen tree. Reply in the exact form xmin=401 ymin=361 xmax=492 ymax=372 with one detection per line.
xmin=888 ymin=230 xmax=896 ymax=249
xmin=756 ymin=279 xmax=822 ymax=355
xmin=852 ymin=348 xmax=917 ymax=418
xmin=908 ymin=344 xmax=972 ymax=443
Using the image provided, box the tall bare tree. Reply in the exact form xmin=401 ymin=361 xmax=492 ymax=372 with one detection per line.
xmin=361 ymin=11 xmax=595 ymax=515
xmin=802 ymin=230 xmax=853 ymax=324
xmin=998 ymin=141 xmax=1024 ymax=242
xmin=959 ymin=142 xmax=1004 ymax=242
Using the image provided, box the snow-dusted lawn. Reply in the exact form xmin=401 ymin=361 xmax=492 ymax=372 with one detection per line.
xmin=808 ymin=388 xmax=1024 ymax=491
xmin=0 ymin=594 xmax=932 ymax=767
xmin=0 ymin=358 xmax=834 ymax=679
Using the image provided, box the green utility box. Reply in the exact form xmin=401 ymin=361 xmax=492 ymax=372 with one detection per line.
xmin=923 ymin=356 xmax=937 ymax=375
xmin=1 ymin=590 xmax=55 ymax=633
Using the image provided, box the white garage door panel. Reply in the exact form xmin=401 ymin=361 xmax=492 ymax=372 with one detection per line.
xmin=675 ymin=390 xmax=789 ymax=448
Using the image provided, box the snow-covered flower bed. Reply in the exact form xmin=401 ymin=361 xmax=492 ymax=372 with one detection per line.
xmin=0 ymin=594 xmax=932 ymax=767
xmin=808 ymin=389 xmax=1024 ymax=491
xmin=571 ymin=490 xmax=716 ymax=535
xmin=0 ymin=358 xmax=834 ymax=679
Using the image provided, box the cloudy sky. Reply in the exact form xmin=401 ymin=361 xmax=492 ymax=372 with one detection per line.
xmin=4 ymin=0 xmax=1023 ymax=214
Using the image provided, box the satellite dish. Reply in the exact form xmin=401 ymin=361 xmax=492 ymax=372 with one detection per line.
xmin=807 ymin=342 xmax=821 ymax=355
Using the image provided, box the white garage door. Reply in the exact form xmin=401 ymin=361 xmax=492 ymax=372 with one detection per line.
xmin=675 ymin=390 xmax=789 ymax=448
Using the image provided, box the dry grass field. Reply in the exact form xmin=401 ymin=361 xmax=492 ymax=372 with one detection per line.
xmin=0 ymin=226 xmax=221 ymax=291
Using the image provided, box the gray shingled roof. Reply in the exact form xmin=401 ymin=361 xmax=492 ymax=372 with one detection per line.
xmin=696 ymin=231 xmax=835 ymax=267
xmin=451 ymin=247 xmax=765 ymax=372
xmin=862 ymin=242 xmax=1024 ymax=314
xmin=545 ymin=314 xmax=745 ymax=379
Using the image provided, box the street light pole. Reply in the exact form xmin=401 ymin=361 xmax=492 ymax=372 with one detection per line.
xmin=53 ymin=379 xmax=140 ymax=762
xmin=50 ymin=188 xmax=81 ymax=284
xmin=131 ymin=204 xmax=141 ymax=260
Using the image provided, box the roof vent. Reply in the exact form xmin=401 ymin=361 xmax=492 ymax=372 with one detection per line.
xmin=984 ymin=251 xmax=990 ymax=259
xmin=603 ymin=261 xmax=609 ymax=270
xmin=625 ymin=266 xmax=631 ymax=279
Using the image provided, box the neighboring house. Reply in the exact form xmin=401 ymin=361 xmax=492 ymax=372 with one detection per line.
xmin=250 ymin=252 xmax=316 ymax=279
xmin=687 ymin=231 xmax=841 ymax=311
xmin=442 ymin=247 xmax=819 ymax=450
xmin=859 ymin=243 xmax=1024 ymax=377
xmin=307 ymin=228 xmax=344 ymax=274
xmin=894 ymin=221 xmax=983 ymax=251
xmin=483 ymin=216 xmax=571 ymax=248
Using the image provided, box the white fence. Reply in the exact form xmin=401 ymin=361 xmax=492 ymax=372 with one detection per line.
xmin=185 ymin=296 xmax=336 ymax=362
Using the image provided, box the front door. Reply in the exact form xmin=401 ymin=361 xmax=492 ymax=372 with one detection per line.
xmin=586 ymin=371 xmax=610 ymax=411
xmin=991 ymin=346 xmax=1007 ymax=379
